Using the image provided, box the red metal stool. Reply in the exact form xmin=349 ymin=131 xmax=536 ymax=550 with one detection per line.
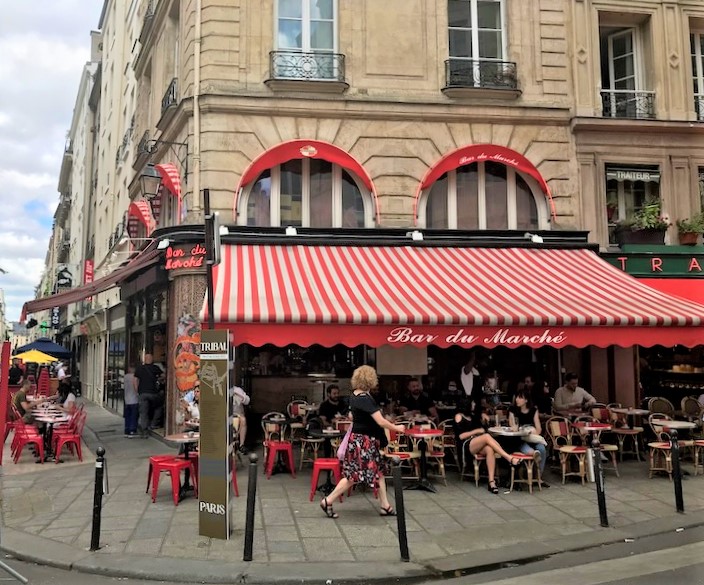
xmin=146 ymin=455 xmax=178 ymax=493
xmin=308 ymin=458 xmax=344 ymax=501
xmin=151 ymin=457 xmax=198 ymax=505
xmin=265 ymin=440 xmax=296 ymax=479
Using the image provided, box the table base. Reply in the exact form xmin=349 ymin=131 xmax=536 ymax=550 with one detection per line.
xmin=404 ymin=478 xmax=437 ymax=493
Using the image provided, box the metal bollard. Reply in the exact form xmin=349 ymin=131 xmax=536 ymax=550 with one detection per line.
xmin=670 ymin=429 xmax=685 ymax=513
xmin=391 ymin=457 xmax=410 ymax=562
xmin=591 ymin=440 xmax=609 ymax=527
xmin=243 ymin=453 xmax=258 ymax=561
xmin=90 ymin=446 xmax=106 ymax=551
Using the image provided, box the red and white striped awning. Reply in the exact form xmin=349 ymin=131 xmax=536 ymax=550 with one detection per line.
xmin=202 ymin=244 xmax=704 ymax=349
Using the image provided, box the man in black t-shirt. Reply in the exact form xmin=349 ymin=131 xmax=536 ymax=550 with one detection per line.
xmin=135 ymin=354 xmax=163 ymax=438
xmin=399 ymin=378 xmax=438 ymax=421
xmin=318 ymin=385 xmax=348 ymax=425
xmin=8 ymin=360 xmax=23 ymax=385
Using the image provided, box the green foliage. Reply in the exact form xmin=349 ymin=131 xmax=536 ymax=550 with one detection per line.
xmin=619 ymin=198 xmax=670 ymax=230
xmin=676 ymin=212 xmax=704 ymax=233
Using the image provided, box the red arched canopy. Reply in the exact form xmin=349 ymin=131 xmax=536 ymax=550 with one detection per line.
xmin=234 ymin=140 xmax=378 ymax=216
xmin=127 ymin=201 xmax=155 ymax=237
xmin=415 ymin=144 xmax=556 ymax=221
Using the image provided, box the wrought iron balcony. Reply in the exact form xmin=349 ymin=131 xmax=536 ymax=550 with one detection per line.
xmin=161 ymin=78 xmax=178 ymax=115
xmin=696 ymin=94 xmax=704 ymax=122
xmin=445 ymin=59 xmax=518 ymax=90
xmin=269 ymin=51 xmax=345 ymax=82
xmin=601 ymin=90 xmax=655 ymax=119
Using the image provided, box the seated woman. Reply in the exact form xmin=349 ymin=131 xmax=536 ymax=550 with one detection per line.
xmin=454 ymin=396 xmax=520 ymax=494
xmin=57 ymin=379 xmax=77 ymax=414
xmin=509 ymin=389 xmax=549 ymax=488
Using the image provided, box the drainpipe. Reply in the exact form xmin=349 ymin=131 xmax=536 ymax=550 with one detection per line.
xmin=191 ymin=0 xmax=202 ymax=215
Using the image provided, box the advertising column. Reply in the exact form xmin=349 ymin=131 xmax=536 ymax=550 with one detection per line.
xmin=198 ymin=329 xmax=232 ymax=539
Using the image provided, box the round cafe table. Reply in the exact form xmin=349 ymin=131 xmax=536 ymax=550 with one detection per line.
xmin=31 ymin=409 xmax=70 ymax=461
xmin=404 ymin=427 xmax=443 ymax=493
xmin=651 ymin=420 xmax=697 ymax=431
xmin=488 ymin=426 xmax=530 ymax=438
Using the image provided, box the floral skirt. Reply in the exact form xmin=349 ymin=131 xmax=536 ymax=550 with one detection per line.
xmin=342 ymin=432 xmax=388 ymax=487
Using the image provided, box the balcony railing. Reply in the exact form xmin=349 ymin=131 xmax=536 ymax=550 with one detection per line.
xmin=601 ymin=90 xmax=656 ymax=119
xmin=445 ymin=58 xmax=518 ymax=90
xmin=696 ymin=94 xmax=704 ymax=121
xmin=161 ymin=77 xmax=178 ymax=115
xmin=269 ymin=51 xmax=345 ymax=82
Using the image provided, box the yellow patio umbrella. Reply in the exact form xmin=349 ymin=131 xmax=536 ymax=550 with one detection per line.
xmin=13 ymin=349 xmax=57 ymax=364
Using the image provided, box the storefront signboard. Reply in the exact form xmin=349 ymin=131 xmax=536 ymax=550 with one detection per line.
xmin=165 ymin=243 xmax=207 ymax=271
xmin=198 ymin=329 xmax=232 ymax=540
xmin=602 ymin=250 xmax=704 ymax=277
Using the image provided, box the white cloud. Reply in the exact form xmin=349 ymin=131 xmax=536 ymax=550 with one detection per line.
xmin=0 ymin=3 xmax=101 ymax=321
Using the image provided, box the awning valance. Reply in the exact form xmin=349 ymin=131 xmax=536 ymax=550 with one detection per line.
xmin=21 ymin=248 xmax=160 ymax=320
xmin=202 ymin=244 xmax=704 ymax=349
xmin=155 ymin=163 xmax=182 ymax=198
xmin=127 ymin=201 xmax=156 ymax=237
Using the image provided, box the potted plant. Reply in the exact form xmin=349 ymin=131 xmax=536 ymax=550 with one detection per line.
xmin=676 ymin=212 xmax=704 ymax=246
xmin=614 ymin=199 xmax=671 ymax=246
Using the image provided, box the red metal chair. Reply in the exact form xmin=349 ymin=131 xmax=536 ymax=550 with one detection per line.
xmin=265 ymin=440 xmax=296 ymax=479
xmin=150 ymin=457 xmax=198 ymax=505
xmin=308 ymin=458 xmax=343 ymax=501
xmin=12 ymin=421 xmax=44 ymax=464
xmin=53 ymin=428 xmax=84 ymax=463
xmin=146 ymin=455 xmax=180 ymax=493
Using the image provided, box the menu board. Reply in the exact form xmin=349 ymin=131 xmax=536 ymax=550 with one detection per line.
xmin=198 ymin=329 xmax=232 ymax=539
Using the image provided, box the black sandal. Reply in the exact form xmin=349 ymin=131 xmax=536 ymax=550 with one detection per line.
xmin=488 ymin=481 xmax=499 ymax=494
xmin=380 ymin=505 xmax=396 ymax=516
xmin=320 ymin=497 xmax=339 ymax=519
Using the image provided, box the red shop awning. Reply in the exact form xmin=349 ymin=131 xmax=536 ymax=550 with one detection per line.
xmin=127 ymin=200 xmax=156 ymax=237
xmin=234 ymin=140 xmax=379 ymax=217
xmin=202 ymin=244 xmax=704 ymax=349
xmin=414 ymin=144 xmax=557 ymax=220
xmin=21 ymin=248 xmax=160 ymax=320
xmin=155 ymin=163 xmax=181 ymax=198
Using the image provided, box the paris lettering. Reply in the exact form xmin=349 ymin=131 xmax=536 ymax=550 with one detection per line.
xmin=386 ymin=327 xmax=567 ymax=347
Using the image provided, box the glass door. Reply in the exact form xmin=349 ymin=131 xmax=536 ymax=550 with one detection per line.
xmin=607 ymin=29 xmax=638 ymax=117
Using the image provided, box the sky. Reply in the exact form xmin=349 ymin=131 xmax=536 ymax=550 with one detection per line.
xmin=0 ymin=2 xmax=103 ymax=322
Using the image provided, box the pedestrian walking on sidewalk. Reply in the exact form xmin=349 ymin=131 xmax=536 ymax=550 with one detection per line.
xmin=123 ymin=365 xmax=138 ymax=437
xmin=135 ymin=354 xmax=162 ymax=438
xmin=319 ymin=365 xmax=405 ymax=519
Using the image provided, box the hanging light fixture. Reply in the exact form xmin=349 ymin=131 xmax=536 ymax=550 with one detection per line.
xmin=139 ymin=163 xmax=162 ymax=200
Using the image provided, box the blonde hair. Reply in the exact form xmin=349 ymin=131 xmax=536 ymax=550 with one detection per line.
xmin=350 ymin=365 xmax=378 ymax=393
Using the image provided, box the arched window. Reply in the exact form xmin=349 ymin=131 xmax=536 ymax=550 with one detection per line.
xmin=239 ymin=159 xmax=373 ymax=227
xmin=419 ymin=161 xmax=548 ymax=230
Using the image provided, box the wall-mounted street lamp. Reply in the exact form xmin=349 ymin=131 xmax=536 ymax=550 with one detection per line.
xmin=139 ymin=163 xmax=163 ymax=200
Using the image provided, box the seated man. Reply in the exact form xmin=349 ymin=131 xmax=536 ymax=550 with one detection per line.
xmin=12 ymin=380 xmax=46 ymax=424
xmin=399 ymin=378 xmax=438 ymax=421
xmin=181 ymin=386 xmax=200 ymax=421
xmin=554 ymin=373 xmax=597 ymax=414
xmin=318 ymin=385 xmax=348 ymax=426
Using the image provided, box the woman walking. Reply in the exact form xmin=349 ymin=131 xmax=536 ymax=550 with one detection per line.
xmin=320 ymin=365 xmax=405 ymax=519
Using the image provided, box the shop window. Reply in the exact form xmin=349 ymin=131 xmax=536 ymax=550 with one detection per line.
xmin=240 ymin=159 xmax=373 ymax=227
xmin=699 ymin=168 xmax=704 ymax=208
xmin=605 ymin=165 xmax=661 ymax=245
xmin=692 ymin=31 xmax=704 ymax=121
xmin=599 ymin=14 xmax=654 ymax=119
xmin=105 ymin=333 xmax=126 ymax=415
xmin=419 ymin=162 xmax=545 ymax=230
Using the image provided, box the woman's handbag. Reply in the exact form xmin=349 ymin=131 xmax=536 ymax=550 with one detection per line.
xmin=336 ymin=426 xmax=352 ymax=460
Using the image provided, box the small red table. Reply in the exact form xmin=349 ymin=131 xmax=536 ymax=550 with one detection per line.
xmin=404 ymin=427 xmax=443 ymax=493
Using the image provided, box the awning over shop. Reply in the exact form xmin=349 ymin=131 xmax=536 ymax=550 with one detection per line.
xmin=21 ymin=248 xmax=160 ymax=320
xmin=233 ymin=140 xmax=379 ymax=217
xmin=202 ymin=244 xmax=704 ymax=349
xmin=127 ymin=201 xmax=156 ymax=237
xmin=155 ymin=162 xmax=184 ymax=222
xmin=414 ymin=144 xmax=557 ymax=220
